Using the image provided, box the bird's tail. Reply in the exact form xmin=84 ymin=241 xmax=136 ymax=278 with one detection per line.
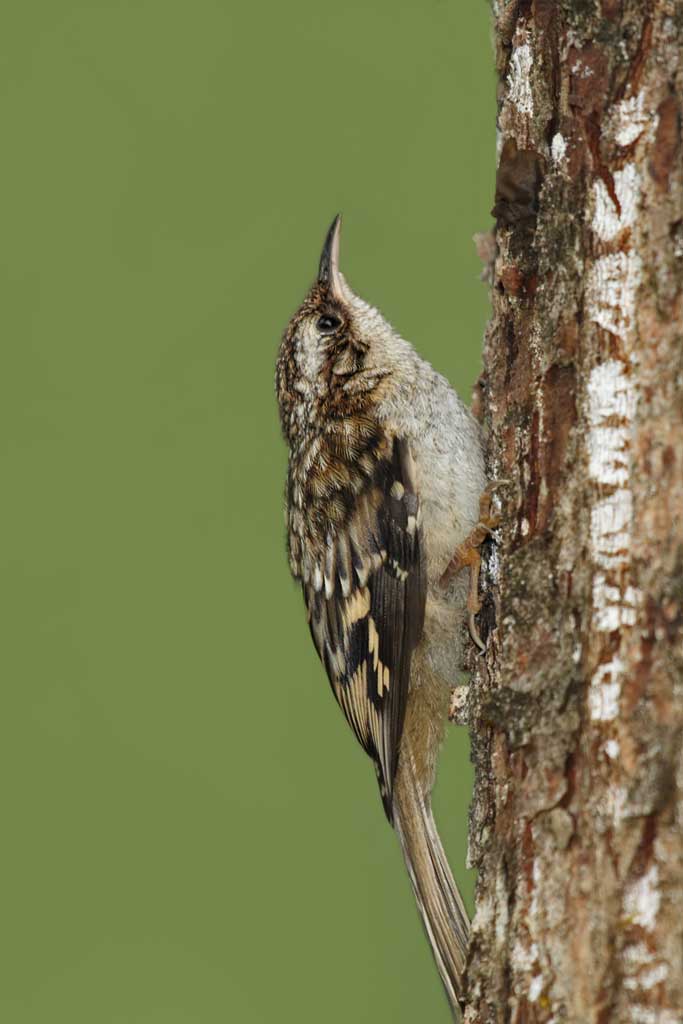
xmin=393 ymin=745 xmax=470 ymax=1018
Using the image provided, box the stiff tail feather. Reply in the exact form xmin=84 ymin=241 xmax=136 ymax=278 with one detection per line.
xmin=393 ymin=747 xmax=470 ymax=1018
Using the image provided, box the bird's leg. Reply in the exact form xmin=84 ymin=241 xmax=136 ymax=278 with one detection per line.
xmin=440 ymin=488 xmax=501 ymax=651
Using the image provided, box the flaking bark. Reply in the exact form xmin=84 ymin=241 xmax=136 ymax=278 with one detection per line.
xmin=463 ymin=3 xmax=683 ymax=1022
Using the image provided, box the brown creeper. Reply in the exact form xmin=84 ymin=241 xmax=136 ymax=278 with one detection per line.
xmin=275 ymin=217 xmax=489 ymax=1017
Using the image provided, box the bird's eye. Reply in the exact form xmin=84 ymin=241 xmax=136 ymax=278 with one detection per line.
xmin=317 ymin=314 xmax=341 ymax=334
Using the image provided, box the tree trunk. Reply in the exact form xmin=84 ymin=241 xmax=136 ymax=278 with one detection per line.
xmin=463 ymin=2 xmax=683 ymax=1022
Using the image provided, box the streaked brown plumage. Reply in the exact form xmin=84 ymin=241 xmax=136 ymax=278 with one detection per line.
xmin=275 ymin=216 xmax=488 ymax=1017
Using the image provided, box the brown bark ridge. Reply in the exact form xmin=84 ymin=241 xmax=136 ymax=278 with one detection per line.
xmin=463 ymin=2 xmax=683 ymax=1022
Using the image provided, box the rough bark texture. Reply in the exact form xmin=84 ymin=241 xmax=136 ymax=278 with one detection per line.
xmin=464 ymin=2 xmax=683 ymax=1022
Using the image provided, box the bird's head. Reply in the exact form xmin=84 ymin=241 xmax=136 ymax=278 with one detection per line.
xmin=276 ymin=216 xmax=405 ymax=444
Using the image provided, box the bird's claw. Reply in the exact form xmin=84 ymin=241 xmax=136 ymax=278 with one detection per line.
xmin=440 ymin=484 xmax=503 ymax=651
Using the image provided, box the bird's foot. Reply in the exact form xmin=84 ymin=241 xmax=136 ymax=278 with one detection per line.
xmin=440 ymin=487 xmax=502 ymax=651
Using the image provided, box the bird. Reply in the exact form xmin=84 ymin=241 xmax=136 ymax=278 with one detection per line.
xmin=275 ymin=215 xmax=491 ymax=1017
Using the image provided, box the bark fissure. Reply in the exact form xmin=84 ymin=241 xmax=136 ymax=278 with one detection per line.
xmin=465 ymin=3 xmax=683 ymax=1021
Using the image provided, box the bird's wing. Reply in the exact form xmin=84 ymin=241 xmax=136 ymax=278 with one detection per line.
xmin=304 ymin=436 xmax=426 ymax=820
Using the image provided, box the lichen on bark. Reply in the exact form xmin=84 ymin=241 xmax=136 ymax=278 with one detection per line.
xmin=463 ymin=2 xmax=683 ymax=1022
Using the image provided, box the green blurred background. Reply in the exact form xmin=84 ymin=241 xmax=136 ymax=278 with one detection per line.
xmin=1 ymin=2 xmax=494 ymax=1021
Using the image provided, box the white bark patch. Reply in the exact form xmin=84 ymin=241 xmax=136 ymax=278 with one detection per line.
xmin=588 ymin=426 xmax=630 ymax=485
xmin=591 ymin=78 xmax=654 ymax=727
xmin=511 ymin=938 xmax=540 ymax=974
xmin=471 ymin=893 xmax=494 ymax=932
xmin=624 ymin=963 xmax=669 ymax=991
xmin=495 ymin=866 xmax=509 ymax=948
xmin=610 ymin=90 xmax=649 ymax=147
xmin=589 ymin=656 xmax=624 ymax=721
xmin=551 ymin=132 xmax=567 ymax=163
xmin=528 ymin=974 xmax=544 ymax=1002
xmin=606 ymin=783 xmax=628 ymax=826
xmin=507 ymin=41 xmax=533 ymax=116
xmin=586 ymin=252 xmax=642 ymax=339
xmin=585 ymin=360 xmax=634 ymax=487
xmin=590 ymin=493 xmax=637 ymax=625
xmin=623 ymin=584 xmax=640 ymax=618
xmin=510 ymin=857 xmax=549 ymax=1004
xmin=622 ymin=940 xmax=670 ymax=1009
xmin=590 ymin=492 xmax=632 ymax=568
xmin=587 ymin=360 xmax=637 ymax=423
xmin=571 ymin=58 xmax=594 ymax=79
xmin=592 ymin=164 xmax=641 ymax=242
xmin=639 ymin=963 xmax=668 ymax=990
xmin=604 ymin=739 xmax=620 ymax=759
xmin=623 ymin=942 xmax=656 ymax=971
xmin=586 ymin=361 xmax=639 ymax=630
xmin=488 ymin=545 xmax=500 ymax=584
xmin=629 ymin=1010 xmax=679 ymax=1024
xmin=624 ymin=864 xmax=660 ymax=931
xmin=592 ymin=575 xmax=640 ymax=631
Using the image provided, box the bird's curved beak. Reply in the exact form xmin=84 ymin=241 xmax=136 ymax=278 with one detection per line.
xmin=318 ymin=214 xmax=347 ymax=301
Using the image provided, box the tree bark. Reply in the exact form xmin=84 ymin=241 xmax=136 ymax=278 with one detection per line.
xmin=463 ymin=2 xmax=683 ymax=1022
